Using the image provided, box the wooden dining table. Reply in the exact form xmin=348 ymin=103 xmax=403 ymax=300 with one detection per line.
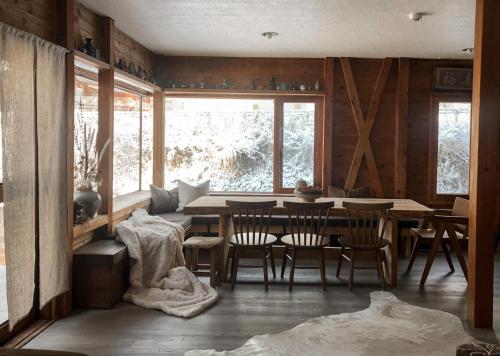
xmin=183 ymin=195 xmax=433 ymax=287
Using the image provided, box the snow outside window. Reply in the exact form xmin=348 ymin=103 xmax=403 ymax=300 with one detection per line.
xmin=436 ymin=101 xmax=471 ymax=195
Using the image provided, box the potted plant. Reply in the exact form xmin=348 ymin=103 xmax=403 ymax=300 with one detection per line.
xmin=294 ymin=179 xmax=323 ymax=202
xmin=73 ymin=109 xmax=110 ymax=221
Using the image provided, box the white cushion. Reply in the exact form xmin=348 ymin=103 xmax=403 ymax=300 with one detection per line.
xmin=176 ymin=179 xmax=210 ymax=212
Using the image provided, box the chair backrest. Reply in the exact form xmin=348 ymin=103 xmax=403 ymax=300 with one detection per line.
xmin=452 ymin=197 xmax=469 ymax=217
xmin=342 ymin=201 xmax=394 ymax=248
xmin=226 ymin=200 xmax=277 ymax=245
xmin=283 ymin=201 xmax=335 ymax=247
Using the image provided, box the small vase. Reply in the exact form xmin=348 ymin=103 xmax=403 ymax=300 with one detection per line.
xmin=83 ymin=38 xmax=95 ymax=57
xmin=74 ymin=190 xmax=102 ymax=219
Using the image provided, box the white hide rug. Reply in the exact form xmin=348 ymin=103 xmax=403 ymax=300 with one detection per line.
xmin=186 ymin=291 xmax=479 ymax=356
xmin=116 ymin=209 xmax=218 ymax=318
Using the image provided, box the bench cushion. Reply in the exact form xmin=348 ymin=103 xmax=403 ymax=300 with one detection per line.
xmin=183 ymin=236 xmax=224 ymax=249
xmin=156 ymin=212 xmax=192 ymax=229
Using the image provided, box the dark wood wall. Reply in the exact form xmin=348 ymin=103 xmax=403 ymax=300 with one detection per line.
xmin=156 ymin=56 xmax=324 ymax=90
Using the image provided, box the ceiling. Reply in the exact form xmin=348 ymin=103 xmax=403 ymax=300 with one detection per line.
xmin=79 ymin=0 xmax=475 ymax=59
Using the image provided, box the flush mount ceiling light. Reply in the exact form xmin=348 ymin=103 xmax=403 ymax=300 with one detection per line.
xmin=408 ymin=12 xmax=424 ymax=21
xmin=462 ymin=48 xmax=474 ymax=55
xmin=262 ymin=32 xmax=278 ymax=40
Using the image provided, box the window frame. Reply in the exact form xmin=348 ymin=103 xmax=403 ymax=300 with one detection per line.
xmin=164 ymin=94 xmax=323 ymax=194
xmin=428 ymin=94 xmax=472 ymax=205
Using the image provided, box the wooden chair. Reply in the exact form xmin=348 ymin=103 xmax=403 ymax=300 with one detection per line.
xmin=336 ymin=201 xmax=394 ymax=290
xmin=281 ymin=201 xmax=335 ymax=291
xmin=183 ymin=235 xmax=224 ymax=287
xmin=406 ymin=197 xmax=469 ymax=285
xmin=226 ymin=200 xmax=278 ymax=290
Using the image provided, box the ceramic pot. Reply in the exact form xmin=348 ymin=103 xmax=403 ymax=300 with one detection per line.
xmin=293 ymin=189 xmax=323 ymax=202
xmin=74 ymin=190 xmax=101 ymax=219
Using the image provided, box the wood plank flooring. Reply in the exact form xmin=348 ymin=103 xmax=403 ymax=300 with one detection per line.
xmin=25 ymin=255 xmax=500 ymax=356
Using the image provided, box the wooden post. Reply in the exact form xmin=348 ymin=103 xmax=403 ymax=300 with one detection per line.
xmin=153 ymin=90 xmax=165 ymax=187
xmin=467 ymin=0 xmax=500 ymax=328
xmin=322 ymin=57 xmax=334 ymax=193
xmin=394 ymin=58 xmax=409 ymax=198
xmin=96 ymin=17 xmax=115 ymax=234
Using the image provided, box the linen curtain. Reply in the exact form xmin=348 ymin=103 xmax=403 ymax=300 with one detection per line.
xmin=0 ymin=22 xmax=69 ymax=329
xmin=36 ymin=40 xmax=69 ymax=309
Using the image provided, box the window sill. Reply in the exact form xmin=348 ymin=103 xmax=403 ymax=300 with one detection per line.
xmin=73 ymin=214 xmax=109 ymax=239
xmin=112 ymin=190 xmax=151 ymax=217
xmin=210 ymin=192 xmax=294 ymax=197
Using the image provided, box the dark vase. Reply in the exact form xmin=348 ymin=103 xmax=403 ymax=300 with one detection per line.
xmin=83 ymin=38 xmax=95 ymax=57
xmin=74 ymin=190 xmax=102 ymax=219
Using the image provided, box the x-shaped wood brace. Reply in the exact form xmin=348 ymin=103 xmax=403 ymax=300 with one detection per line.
xmin=340 ymin=58 xmax=393 ymax=197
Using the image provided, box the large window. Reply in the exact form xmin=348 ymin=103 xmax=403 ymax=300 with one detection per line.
xmin=164 ymin=96 xmax=321 ymax=193
xmin=113 ymin=89 xmax=153 ymax=197
xmin=430 ymin=98 xmax=471 ymax=201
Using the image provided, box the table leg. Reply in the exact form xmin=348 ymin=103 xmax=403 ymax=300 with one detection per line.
xmin=381 ymin=216 xmax=399 ymax=287
xmin=219 ymin=214 xmax=234 ymax=282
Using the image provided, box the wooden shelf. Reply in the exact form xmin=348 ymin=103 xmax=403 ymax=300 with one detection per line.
xmin=74 ymin=50 xmax=110 ymax=72
xmin=114 ymin=68 xmax=161 ymax=94
xmin=73 ymin=214 xmax=109 ymax=238
xmin=164 ymin=88 xmax=325 ymax=96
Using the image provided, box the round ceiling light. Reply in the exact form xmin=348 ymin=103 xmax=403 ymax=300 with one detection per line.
xmin=262 ymin=32 xmax=279 ymax=40
xmin=408 ymin=12 xmax=424 ymax=21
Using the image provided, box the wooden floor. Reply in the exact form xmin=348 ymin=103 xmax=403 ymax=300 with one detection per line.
xmin=25 ymin=255 xmax=500 ymax=356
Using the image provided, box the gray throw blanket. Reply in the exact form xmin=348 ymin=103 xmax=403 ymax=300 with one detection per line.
xmin=116 ymin=209 xmax=218 ymax=317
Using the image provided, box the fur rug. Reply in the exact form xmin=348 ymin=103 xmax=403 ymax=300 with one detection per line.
xmin=186 ymin=291 xmax=479 ymax=355
xmin=116 ymin=209 xmax=218 ymax=318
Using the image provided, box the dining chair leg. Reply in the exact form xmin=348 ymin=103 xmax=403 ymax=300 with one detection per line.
xmin=349 ymin=250 xmax=356 ymax=290
xmin=226 ymin=246 xmax=235 ymax=281
xmin=406 ymin=236 xmax=421 ymax=273
xmin=376 ymin=250 xmax=386 ymax=290
xmin=269 ymin=246 xmax=276 ymax=278
xmin=216 ymin=245 xmax=223 ymax=286
xmin=420 ymin=228 xmax=443 ymax=285
xmin=336 ymin=247 xmax=344 ymax=278
xmin=210 ymin=247 xmax=217 ymax=287
xmin=288 ymin=248 xmax=297 ymax=291
xmin=231 ymin=247 xmax=240 ymax=290
xmin=441 ymin=239 xmax=455 ymax=272
xmin=447 ymin=228 xmax=468 ymax=280
xmin=281 ymin=246 xmax=288 ymax=279
xmin=319 ymin=248 xmax=327 ymax=291
xmin=262 ymin=248 xmax=269 ymax=291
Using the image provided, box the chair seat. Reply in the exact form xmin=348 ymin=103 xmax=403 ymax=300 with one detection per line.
xmin=281 ymin=233 xmax=330 ymax=247
xmin=410 ymin=228 xmax=465 ymax=239
xmin=229 ymin=233 xmax=277 ymax=246
xmin=183 ymin=236 xmax=224 ymax=249
xmin=338 ymin=235 xmax=389 ymax=250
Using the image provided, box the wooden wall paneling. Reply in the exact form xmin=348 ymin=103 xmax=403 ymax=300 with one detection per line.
xmin=467 ymin=0 xmax=499 ymax=328
xmin=74 ymin=2 xmax=103 ymax=60
xmin=322 ymin=57 xmax=334 ymax=193
xmin=0 ymin=0 xmax=56 ymax=42
xmin=340 ymin=57 xmax=392 ymax=197
xmin=157 ymin=56 xmax=325 ymax=90
xmin=97 ymin=17 xmax=115 ymax=235
xmin=394 ymin=58 xmax=409 ymax=198
xmin=114 ymin=28 xmax=155 ymax=75
xmin=152 ymin=90 xmax=165 ymax=187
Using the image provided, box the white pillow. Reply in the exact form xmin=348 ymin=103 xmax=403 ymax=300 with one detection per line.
xmin=176 ymin=179 xmax=210 ymax=212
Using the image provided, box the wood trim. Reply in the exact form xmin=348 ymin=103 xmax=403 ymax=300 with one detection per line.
xmin=72 ymin=215 xmax=109 ymax=238
xmin=322 ymin=57 xmax=334 ymax=194
xmin=394 ymin=58 xmax=409 ymax=198
xmin=467 ymin=0 xmax=499 ymax=328
xmin=114 ymin=68 xmax=161 ymax=94
xmin=164 ymin=88 xmax=325 ymax=96
xmin=74 ymin=50 xmax=110 ymax=71
xmin=152 ymin=90 xmax=165 ymax=187
xmin=427 ymin=95 xmax=472 ymax=205
xmin=96 ymin=18 xmax=115 ymax=237
xmin=341 ymin=57 xmax=392 ymax=197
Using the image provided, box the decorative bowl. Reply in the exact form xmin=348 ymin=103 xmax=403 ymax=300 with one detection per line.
xmin=293 ymin=189 xmax=323 ymax=202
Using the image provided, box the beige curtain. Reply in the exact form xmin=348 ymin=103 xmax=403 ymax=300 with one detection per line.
xmin=36 ymin=40 xmax=69 ymax=309
xmin=0 ymin=22 xmax=69 ymax=329
xmin=0 ymin=23 xmax=37 ymax=330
